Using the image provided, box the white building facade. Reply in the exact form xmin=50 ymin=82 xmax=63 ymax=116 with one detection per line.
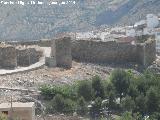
xmin=147 ymin=14 xmax=159 ymax=28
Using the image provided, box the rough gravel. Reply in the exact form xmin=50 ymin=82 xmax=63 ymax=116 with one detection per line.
xmin=0 ymin=61 xmax=113 ymax=103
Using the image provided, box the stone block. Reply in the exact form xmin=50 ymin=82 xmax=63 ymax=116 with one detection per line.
xmin=51 ymin=37 xmax=72 ymax=69
xmin=16 ymin=46 xmax=43 ymax=67
xmin=45 ymin=57 xmax=56 ymax=68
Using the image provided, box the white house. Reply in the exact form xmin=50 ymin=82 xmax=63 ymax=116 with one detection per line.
xmin=126 ymin=27 xmax=136 ymax=37
xmin=143 ymin=28 xmax=155 ymax=35
xmin=146 ymin=14 xmax=159 ymax=28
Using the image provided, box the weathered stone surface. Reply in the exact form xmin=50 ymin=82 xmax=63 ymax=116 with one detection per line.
xmin=16 ymin=46 xmax=43 ymax=67
xmin=51 ymin=37 xmax=72 ymax=69
xmin=72 ymin=39 xmax=137 ymax=63
xmin=45 ymin=57 xmax=56 ymax=68
xmin=0 ymin=45 xmax=17 ymax=69
xmin=16 ymin=48 xmax=30 ymax=66
xmin=144 ymin=39 xmax=156 ymax=66
xmin=72 ymin=38 xmax=156 ymax=67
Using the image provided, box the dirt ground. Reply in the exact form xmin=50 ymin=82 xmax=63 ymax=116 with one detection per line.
xmin=0 ymin=61 xmax=113 ymax=103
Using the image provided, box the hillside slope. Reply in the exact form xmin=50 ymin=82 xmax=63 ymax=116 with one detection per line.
xmin=117 ymin=0 xmax=160 ymax=25
xmin=0 ymin=0 xmax=160 ymax=40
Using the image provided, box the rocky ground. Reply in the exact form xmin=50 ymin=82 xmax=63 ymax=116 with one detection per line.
xmin=0 ymin=56 xmax=159 ymax=119
xmin=0 ymin=61 xmax=114 ymax=103
xmin=36 ymin=114 xmax=82 ymax=120
xmin=0 ymin=57 xmax=149 ymax=104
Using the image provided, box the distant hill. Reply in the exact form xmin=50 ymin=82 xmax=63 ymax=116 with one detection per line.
xmin=0 ymin=0 xmax=160 ymax=41
xmin=95 ymin=0 xmax=138 ymax=26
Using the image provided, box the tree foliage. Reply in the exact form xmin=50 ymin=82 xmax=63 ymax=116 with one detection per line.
xmin=118 ymin=112 xmax=134 ymax=120
xmin=110 ymin=69 xmax=131 ymax=102
xmin=77 ymin=97 xmax=88 ymax=116
xmin=90 ymin=97 xmax=102 ymax=119
xmin=0 ymin=114 xmax=7 ymax=120
xmin=40 ymin=69 xmax=160 ymax=119
xmin=92 ymin=75 xmax=105 ymax=99
xmin=121 ymin=95 xmax=135 ymax=112
xmin=146 ymin=87 xmax=160 ymax=115
xmin=77 ymin=80 xmax=93 ymax=101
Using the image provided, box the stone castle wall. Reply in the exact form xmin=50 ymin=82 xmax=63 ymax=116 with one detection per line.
xmin=7 ymin=40 xmax=52 ymax=47
xmin=51 ymin=37 xmax=72 ymax=68
xmin=16 ymin=46 xmax=43 ymax=66
xmin=0 ymin=44 xmax=43 ymax=69
xmin=72 ymin=38 xmax=156 ymax=67
xmin=0 ymin=45 xmax=17 ymax=69
xmin=16 ymin=48 xmax=30 ymax=66
xmin=143 ymin=39 xmax=156 ymax=66
xmin=5 ymin=36 xmax=156 ymax=68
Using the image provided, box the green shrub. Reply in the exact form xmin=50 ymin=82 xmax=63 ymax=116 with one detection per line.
xmin=121 ymin=96 xmax=135 ymax=112
xmin=118 ymin=112 xmax=134 ymax=120
xmin=63 ymin=98 xmax=76 ymax=114
xmin=150 ymin=112 xmax=160 ymax=120
xmin=48 ymin=94 xmax=65 ymax=113
xmin=127 ymin=84 xmax=139 ymax=99
xmin=58 ymin=85 xmax=78 ymax=100
xmin=92 ymin=75 xmax=105 ymax=99
xmin=77 ymin=97 xmax=88 ymax=116
xmin=39 ymin=85 xmax=58 ymax=100
xmin=146 ymin=87 xmax=160 ymax=115
xmin=77 ymin=80 xmax=93 ymax=101
xmin=135 ymin=94 xmax=146 ymax=115
xmin=0 ymin=114 xmax=7 ymax=120
xmin=46 ymin=94 xmax=76 ymax=114
xmin=90 ymin=97 xmax=102 ymax=118
xmin=42 ymin=69 xmax=160 ymax=117
xmin=108 ymin=90 xmax=116 ymax=110
xmin=40 ymin=84 xmax=78 ymax=100
xmin=110 ymin=69 xmax=131 ymax=103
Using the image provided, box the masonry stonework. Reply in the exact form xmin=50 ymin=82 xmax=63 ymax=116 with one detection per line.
xmin=142 ymin=39 xmax=156 ymax=66
xmin=16 ymin=46 xmax=43 ymax=66
xmin=0 ymin=45 xmax=17 ymax=69
xmin=0 ymin=102 xmax=35 ymax=120
xmin=3 ymin=36 xmax=155 ymax=69
xmin=0 ymin=43 xmax=43 ymax=69
xmin=45 ymin=57 xmax=56 ymax=67
xmin=72 ymin=38 xmax=156 ymax=67
xmin=51 ymin=37 xmax=72 ymax=68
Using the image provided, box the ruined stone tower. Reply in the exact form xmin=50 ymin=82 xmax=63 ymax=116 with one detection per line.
xmin=51 ymin=37 xmax=72 ymax=68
